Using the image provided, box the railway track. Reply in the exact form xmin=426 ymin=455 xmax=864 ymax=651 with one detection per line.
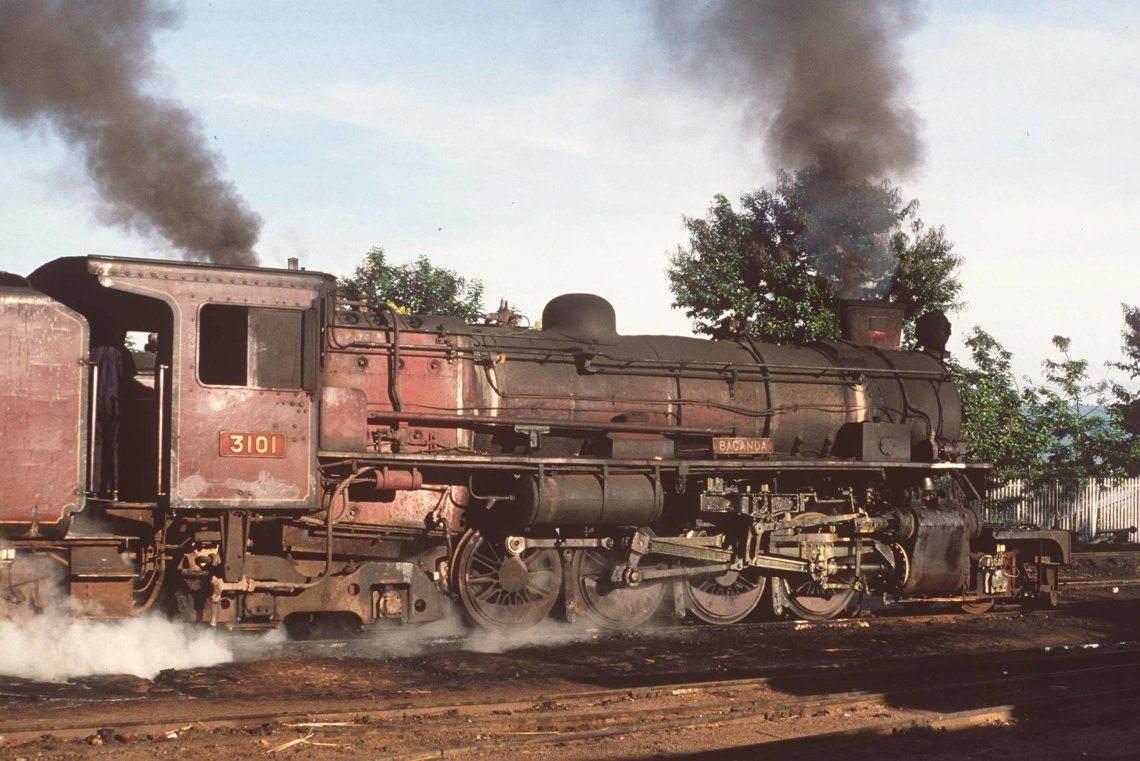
xmin=2 ymin=640 xmax=1139 ymax=758
xmin=1071 ymin=544 xmax=1140 ymax=559
xmin=1071 ymin=545 xmax=1139 ymax=559
xmin=1059 ymin=577 xmax=1140 ymax=588
xmin=1062 ymin=546 xmax=1140 ymax=589
xmin=226 ymin=591 xmax=1138 ymax=667
xmin=0 ymin=553 xmax=1133 ymax=757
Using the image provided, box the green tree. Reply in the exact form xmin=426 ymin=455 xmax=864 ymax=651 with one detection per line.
xmin=954 ymin=325 xmax=1140 ymax=482
xmin=338 ymin=247 xmax=486 ymax=321
xmin=667 ymin=168 xmax=962 ymax=344
xmin=667 ymin=185 xmax=832 ymax=342
xmin=1111 ymin=304 xmax=1140 ymax=384
xmin=889 ymin=219 xmax=963 ymax=345
xmin=1106 ymin=304 xmax=1140 ymax=474
xmin=1022 ymin=336 xmax=1122 ymax=483
xmin=950 ymin=328 xmax=1048 ymax=480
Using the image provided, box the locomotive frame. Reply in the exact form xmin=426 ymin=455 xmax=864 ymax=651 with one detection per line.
xmin=0 ymin=255 xmax=1070 ymax=631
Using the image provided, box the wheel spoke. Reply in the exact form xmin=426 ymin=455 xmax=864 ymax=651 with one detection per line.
xmin=465 ymin=572 xmax=498 ymax=584
xmin=524 ymin=577 xmax=556 ymax=596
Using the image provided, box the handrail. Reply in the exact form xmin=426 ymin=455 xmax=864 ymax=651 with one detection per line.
xmin=87 ymin=362 xmax=99 ymax=493
xmin=156 ymin=363 xmax=169 ymax=497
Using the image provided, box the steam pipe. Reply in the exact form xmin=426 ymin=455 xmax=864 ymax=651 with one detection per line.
xmin=384 ymin=306 xmax=404 ymax=412
xmin=368 ymin=410 xmax=733 ymax=437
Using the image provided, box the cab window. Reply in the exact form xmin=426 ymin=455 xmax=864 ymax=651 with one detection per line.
xmin=198 ymin=304 xmax=303 ymax=389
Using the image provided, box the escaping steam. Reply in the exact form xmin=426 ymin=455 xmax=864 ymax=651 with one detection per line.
xmin=0 ymin=554 xmax=232 ymax=682
xmin=361 ymin=607 xmax=597 ymax=659
xmin=654 ymin=0 xmax=924 ymax=297
xmin=0 ymin=0 xmax=261 ymax=266
xmin=0 ymin=605 xmax=232 ymax=682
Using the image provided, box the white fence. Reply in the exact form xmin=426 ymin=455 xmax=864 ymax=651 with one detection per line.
xmin=978 ymin=478 xmax=1140 ymax=541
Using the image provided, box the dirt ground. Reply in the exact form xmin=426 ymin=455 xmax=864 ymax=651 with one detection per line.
xmin=0 ymin=552 xmax=1137 ymax=760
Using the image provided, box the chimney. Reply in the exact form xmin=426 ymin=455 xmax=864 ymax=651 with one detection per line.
xmin=837 ymin=300 xmax=904 ymax=350
xmin=287 ymin=257 xmax=299 ymax=271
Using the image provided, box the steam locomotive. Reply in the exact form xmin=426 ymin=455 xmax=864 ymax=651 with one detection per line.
xmin=0 ymin=256 xmax=1069 ymax=631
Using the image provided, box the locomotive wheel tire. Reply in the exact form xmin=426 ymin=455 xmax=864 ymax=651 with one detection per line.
xmin=453 ymin=529 xmax=563 ymax=631
xmin=960 ymin=598 xmax=996 ymax=614
xmin=570 ymin=547 xmax=666 ymax=629
xmin=683 ymin=568 xmax=766 ymax=625
xmin=774 ymin=511 xmax=858 ymax=623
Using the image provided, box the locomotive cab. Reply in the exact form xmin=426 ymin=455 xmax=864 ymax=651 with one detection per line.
xmin=4 ymin=257 xmax=332 ymax=619
xmin=29 ymin=256 xmax=329 ymax=513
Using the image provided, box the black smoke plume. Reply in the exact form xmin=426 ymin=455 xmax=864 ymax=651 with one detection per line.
xmin=0 ymin=0 xmax=261 ymax=266
xmin=655 ymin=0 xmax=924 ymax=297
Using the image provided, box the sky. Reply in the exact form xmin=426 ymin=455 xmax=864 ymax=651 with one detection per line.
xmin=0 ymin=1 xmax=1137 ymax=384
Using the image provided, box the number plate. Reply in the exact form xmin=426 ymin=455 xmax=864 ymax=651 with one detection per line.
xmin=713 ymin=437 xmax=773 ymax=456
xmin=220 ymin=432 xmax=287 ymax=458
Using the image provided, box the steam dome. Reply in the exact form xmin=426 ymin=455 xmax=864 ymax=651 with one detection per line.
xmin=541 ymin=293 xmax=619 ymax=344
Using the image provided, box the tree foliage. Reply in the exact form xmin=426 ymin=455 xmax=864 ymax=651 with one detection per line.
xmin=1022 ymin=336 xmax=1120 ymax=482
xmin=667 ymin=168 xmax=962 ymax=344
xmin=1111 ymin=304 xmax=1140 ymax=384
xmin=338 ymin=247 xmax=486 ymax=321
xmin=954 ymin=324 xmax=1140 ymax=481
xmin=1107 ymin=304 xmax=1140 ymax=470
xmin=667 ymin=185 xmax=833 ymax=343
xmin=950 ymin=328 xmax=1048 ymax=481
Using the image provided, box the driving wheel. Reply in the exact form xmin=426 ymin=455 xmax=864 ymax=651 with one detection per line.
xmin=453 ymin=529 xmax=563 ymax=630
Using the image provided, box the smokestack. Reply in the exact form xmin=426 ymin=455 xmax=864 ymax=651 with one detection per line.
xmin=837 ymin=299 xmax=904 ymax=350
xmin=0 ymin=0 xmax=262 ymax=266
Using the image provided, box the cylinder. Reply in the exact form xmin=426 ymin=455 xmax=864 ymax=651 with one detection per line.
xmin=897 ymin=504 xmax=977 ymax=594
xmin=511 ymin=474 xmax=663 ymax=527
